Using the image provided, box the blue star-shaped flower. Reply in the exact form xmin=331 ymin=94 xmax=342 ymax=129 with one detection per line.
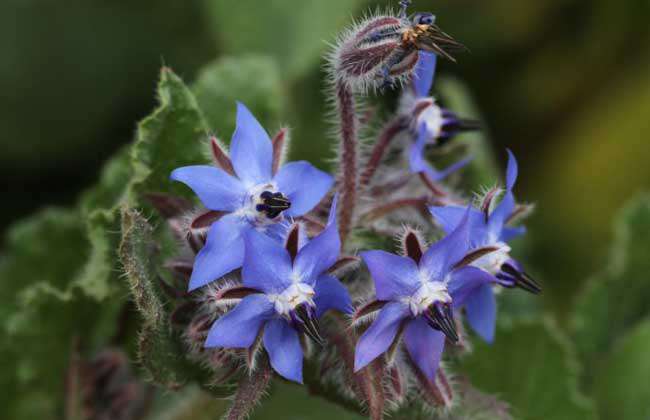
xmin=171 ymin=103 xmax=333 ymax=291
xmin=429 ymin=150 xmax=541 ymax=343
xmin=204 ymin=199 xmax=352 ymax=383
xmin=406 ymin=52 xmax=478 ymax=181
xmin=354 ymin=209 xmax=493 ymax=382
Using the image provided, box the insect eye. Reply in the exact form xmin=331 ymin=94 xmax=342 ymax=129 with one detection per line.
xmin=413 ymin=13 xmax=435 ymax=25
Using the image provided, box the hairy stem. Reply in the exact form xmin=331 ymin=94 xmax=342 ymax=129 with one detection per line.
xmin=329 ymin=315 xmax=385 ymax=419
xmin=361 ymin=197 xmax=429 ymax=222
xmin=335 ymin=80 xmax=358 ymax=244
xmin=419 ymin=172 xmax=449 ymax=197
xmin=225 ymin=357 xmax=272 ymax=420
xmin=360 ymin=117 xmax=406 ymax=187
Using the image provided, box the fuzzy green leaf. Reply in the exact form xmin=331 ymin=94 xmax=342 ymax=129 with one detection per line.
xmin=129 ymin=67 xmax=211 ymax=206
xmin=460 ymin=319 xmax=596 ymax=420
xmin=73 ymin=147 xmax=133 ymax=301
xmin=0 ymin=209 xmax=123 ymax=419
xmin=593 ymin=319 xmax=650 ymax=420
xmin=120 ymin=207 xmax=192 ymax=389
xmin=572 ymin=194 xmax=650 ymax=377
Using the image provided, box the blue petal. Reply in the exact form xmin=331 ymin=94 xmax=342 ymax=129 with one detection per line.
xmin=429 ymin=156 xmax=473 ymax=182
xmin=465 ymin=283 xmax=496 ymax=343
xmin=421 ymin=207 xmax=471 ymax=279
xmin=408 ymin=126 xmax=430 ymax=173
xmin=501 ymin=225 xmax=526 ymax=242
xmin=430 ymin=205 xmax=490 ymax=249
xmin=170 ymin=166 xmax=246 ymax=212
xmin=409 ymin=125 xmax=472 ymax=181
xmin=428 ymin=205 xmax=467 ymax=234
xmin=242 ymin=230 xmax=293 ymax=294
xmin=403 ymin=317 xmax=446 ymax=381
xmin=487 ymin=150 xmax=519 ymax=239
xmin=230 ymin=102 xmax=273 ymax=186
xmin=327 ymin=194 xmax=338 ymax=225
xmin=448 ymin=266 xmax=495 ymax=307
xmin=205 ymin=294 xmax=273 ymax=348
xmin=313 ymin=274 xmax=352 ymax=318
xmin=354 ymin=303 xmax=409 ymax=372
xmin=487 ymin=191 xmax=515 ymax=241
xmin=360 ymin=250 xmax=420 ymax=301
xmin=263 ymin=318 xmax=303 ymax=383
xmin=188 ymin=214 xmax=250 ymax=291
xmin=263 ymin=221 xmax=290 ymax=242
xmin=429 ymin=204 xmax=486 ymax=233
xmin=413 ymin=51 xmax=437 ymax=97
xmin=274 ymin=161 xmax=333 ymax=217
xmin=293 ymin=198 xmax=340 ymax=283
xmin=505 ymin=148 xmax=518 ymax=191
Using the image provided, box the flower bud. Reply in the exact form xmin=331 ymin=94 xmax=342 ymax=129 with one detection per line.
xmin=329 ymin=12 xmax=464 ymax=93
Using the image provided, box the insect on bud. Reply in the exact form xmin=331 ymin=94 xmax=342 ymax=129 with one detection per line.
xmin=330 ymin=8 xmax=465 ymax=93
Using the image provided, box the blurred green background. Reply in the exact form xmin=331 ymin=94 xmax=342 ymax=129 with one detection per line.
xmin=1 ymin=0 xmax=649 ymax=419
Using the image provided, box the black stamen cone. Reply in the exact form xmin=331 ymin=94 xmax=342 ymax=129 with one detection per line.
xmin=425 ymin=304 xmax=458 ymax=343
xmin=442 ymin=117 xmax=481 ymax=135
xmin=293 ymin=304 xmax=325 ymax=346
xmin=501 ymin=263 xmax=542 ymax=294
xmin=260 ymin=191 xmax=291 ymax=219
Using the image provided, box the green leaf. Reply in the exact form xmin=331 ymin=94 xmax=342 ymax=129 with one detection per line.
xmin=572 ymin=194 xmax=650 ymax=377
xmin=0 ymin=208 xmax=122 ymax=419
xmin=73 ymin=147 xmax=133 ymax=301
xmin=129 ymin=67 xmax=211 ymax=206
xmin=593 ymin=319 xmax=650 ymax=420
xmin=192 ymin=55 xmax=285 ymax=140
xmin=80 ymin=146 xmax=132 ymax=215
xmin=119 ymin=207 xmax=192 ymax=389
xmin=202 ymin=0 xmax=365 ymax=79
xmin=460 ymin=319 xmax=596 ymax=420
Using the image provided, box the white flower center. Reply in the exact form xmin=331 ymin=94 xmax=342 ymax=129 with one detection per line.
xmin=236 ymin=182 xmax=286 ymax=227
xmin=472 ymin=242 xmax=511 ymax=275
xmin=268 ymin=283 xmax=315 ymax=316
xmin=405 ymin=280 xmax=451 ymax=316
xmin=415 ymin=100 xmax=444 ymax=141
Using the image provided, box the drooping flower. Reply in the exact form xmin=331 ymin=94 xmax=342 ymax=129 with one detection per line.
xmin=405 ymin=51 xmax=478 ymax=181
xmin=171 ymin=103 xmax=333 ymax=291
xmin=204 ymin=199 xmax=352 ymax=383
xmin=429 ymin=149 xmax=541 ymax=343
xmin=354 ymin=209 xmax=494 ymax=381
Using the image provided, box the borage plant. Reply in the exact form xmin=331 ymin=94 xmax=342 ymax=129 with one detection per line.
xmin=141 ymin=1 xmax=541 ymax=419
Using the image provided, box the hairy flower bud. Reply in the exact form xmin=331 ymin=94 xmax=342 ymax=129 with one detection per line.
xmin=329 ymin=10 xmax=464 ymax=93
